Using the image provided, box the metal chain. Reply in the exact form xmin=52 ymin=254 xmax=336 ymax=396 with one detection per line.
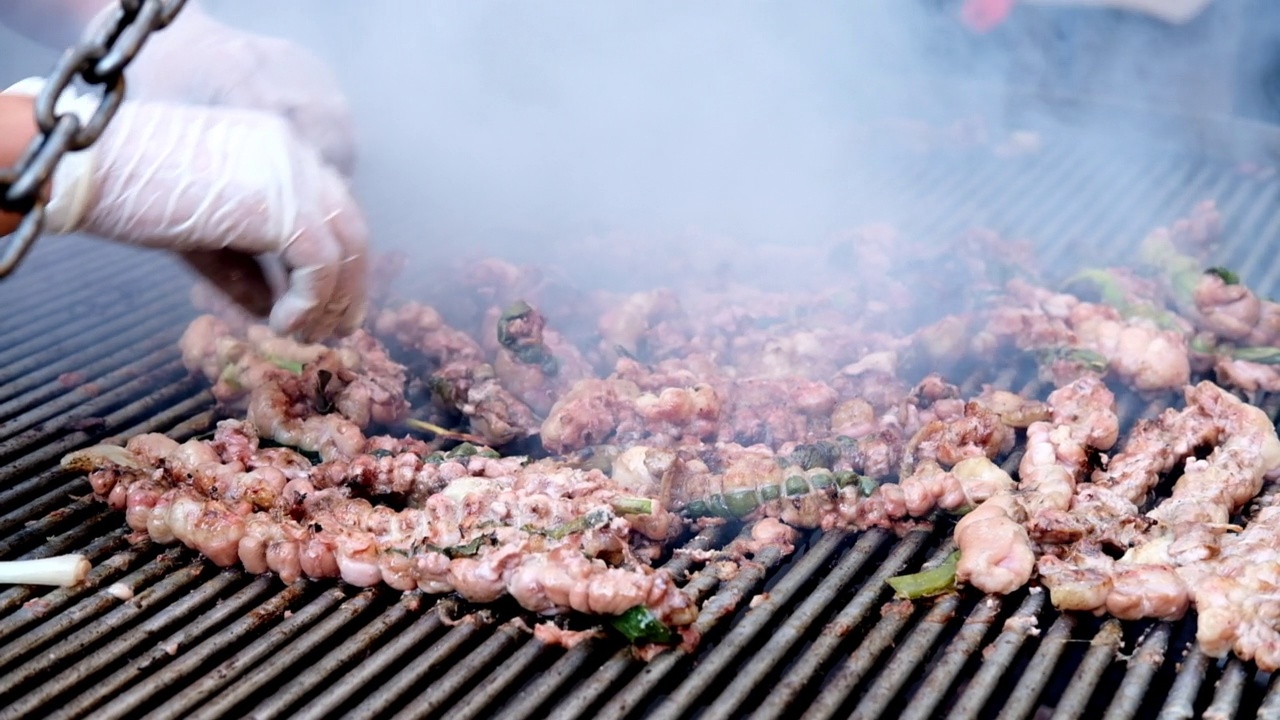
xmin=0 ymin=0 xmax=187 ymax=278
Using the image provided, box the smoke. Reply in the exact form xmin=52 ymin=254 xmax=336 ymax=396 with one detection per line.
xmin=195 ymin=1 xmax=1013 ymax=263
xmin=2 ymin=1 xmax=1272 ymax=287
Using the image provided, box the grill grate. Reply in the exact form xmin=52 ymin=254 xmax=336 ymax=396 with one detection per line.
xmin=3 ymin=145 xmax=1280 ymax=719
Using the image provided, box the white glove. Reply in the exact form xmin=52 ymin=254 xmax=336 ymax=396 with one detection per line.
xmin=99 ymin=1 xmax=357 ymax=176
xmin=2 ymin=78 xmax=369 ymax=343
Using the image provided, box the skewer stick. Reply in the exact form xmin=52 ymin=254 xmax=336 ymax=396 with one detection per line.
xmin=0 ymin=555 xmax=91 ymax=587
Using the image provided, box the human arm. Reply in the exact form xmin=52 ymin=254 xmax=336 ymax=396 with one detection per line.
xmin=0 ymin=94 xmax=45 ymax=238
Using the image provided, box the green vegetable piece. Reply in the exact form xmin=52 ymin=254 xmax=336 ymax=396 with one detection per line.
xmin=1039 ymin=347 xmax=1108 ymax=373
xmin=723 ymin=489 xmax=761 ymax=517
xmin=497 ymin=300 xmax=560 ymax=376
xmin=834 ymin=471 xmax=858 ymax=489
xmin=1063 ymin=268 xmax=1128 ymax=309
xmin=267 ymin=356 xmax=306 ymax=374
xmin=1206 ymin=267 xmax=1240 ymax=285
xmin=449 ymin=443 xmax=479 ymax=458
xmin=610 ymin=497 xmax=654 ymax=515
xmin=784 ymin=475 xmax=810 ymax=497
xmin=541 ymin=509 xmax=611 ymax=540
xmin=809 ymin=470 xmax=835 ymax=491
xmin=684 ymin=500 xmax=710 ymax=517
xmin=1189 ymin=335 xmax=1218 ymax=354
xmin=886 ymin=551 xmax=961 ymax=600
xmin=705 ymin=494 xmax=734 ymax=519
xmin=610 ymin=605 xmax=676 ymax=644
xmin=788 ymin=442 xmax=840 ymax=471
xmin=1232 ymin=346 xmax=1280 ymax=365
xmin=858 ymin=476 xmax=879 ymax=497
xmin=422 ymin=535 xmax=492 ymax=559
xmin=759 ymin=484 xmax=782 ymax=502
xmin=420 ymin=452 xmax=446 ymax=465
xmin=369 ymin=449 xmax=395 ymax=459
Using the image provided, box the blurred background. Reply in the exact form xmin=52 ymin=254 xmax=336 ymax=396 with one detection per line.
xmin=2 ymin=1 xmax=1277 ymax=270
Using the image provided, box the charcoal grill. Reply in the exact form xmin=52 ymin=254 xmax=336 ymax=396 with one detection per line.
xmin=5 ymin=134 xmax=1280 ymax=720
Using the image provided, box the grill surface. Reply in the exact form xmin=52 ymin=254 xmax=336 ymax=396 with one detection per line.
xmin=4 ymin=144 xmax=1280 ymax=720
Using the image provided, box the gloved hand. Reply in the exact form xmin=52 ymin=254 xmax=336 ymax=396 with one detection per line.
xmin=2 ymin=78 xmax=369 ymax=343
xmin=104 ymin=1 xmax=357 ymax=176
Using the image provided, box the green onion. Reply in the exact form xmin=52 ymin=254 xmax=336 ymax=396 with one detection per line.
xmin=1231 ymin=346 xmax=1280 ymax=365
xmin=267 ymin=356 xmax=306 ymax=374
xmin=610 ymin=497 xmax=655 ymax=515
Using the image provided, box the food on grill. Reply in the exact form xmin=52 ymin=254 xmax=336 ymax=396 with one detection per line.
xmin=62 ymin=421 xmax=697 ymax=636
xmin=0 ymin=555 xmax=91 ymax=587
xmin=54 ymin=200 xmax=1280 ymax=666
xmin=956 ymin=376 xmax=1119 ymax=595
xmin=179 ymin=314 xmax=410 ymax=460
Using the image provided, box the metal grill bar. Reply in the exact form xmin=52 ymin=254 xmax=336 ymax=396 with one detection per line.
xmin=655 ymin=530 xmax=857 ymax=720
xmin=696 ymin=530 xmax=883 ymax=720
xmin=346 ymin=615 xmax=492 ymax=719
xmin=948 ymin=592 xmax=1048 ymax=719
xmin=0 ymin=274 xmax=190 ymax=390
xmin=442 ymin=633 xmax=548 ymax=720
xmin=898 ymin=595 xmax=1004 ymax=720
xmin=1203 ymin=659 xmax=1249 ymax=720
xmin=0 ymin=315 xmax=188 ymax=431
xmin=1157 ymin=646 xmax=1211 ymax=719
xmin=244 ymin=593 xmax=426 ymax=720
xmin=1052 ymin=620 xmax=1124 ymax=720
xmin=1104 ymin=625 xmax=1172 ymax=720
xmin=0 ymin=249 xmax=166 ymax=343
xmin=97 ymin=581 xmax=317 ymax=720
xmin=44 ymin=575 xmax=276 ymax=720
xmin=389 ymin=620 xmax=527 ymax=720
xmin=176 ymin=589 xmax=383 ymax=720
xmin=3 ymin=145 xmax=1280 ymax=719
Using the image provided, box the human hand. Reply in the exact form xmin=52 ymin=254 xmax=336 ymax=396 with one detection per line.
xmin=2 ymin=78 xmax=369 ymax=342
xmin=112 ymin=1 xmax=357 ymax=176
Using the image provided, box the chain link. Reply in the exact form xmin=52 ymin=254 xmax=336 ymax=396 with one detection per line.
xmin=0 ymin=0 xmax=187 ymax=278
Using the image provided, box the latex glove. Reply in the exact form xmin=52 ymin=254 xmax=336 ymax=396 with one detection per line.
xmin=961 ymin=0 xmax=1215 ymax=32
xmin=3 ymin=78 xmax=369 ymax=342
xmin=101 ymin=1 xmax=357 ymax=176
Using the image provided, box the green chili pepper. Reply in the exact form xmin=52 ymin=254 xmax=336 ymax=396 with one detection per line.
xmin=784 ymin=475 xmax=810 ymax=497
xmin=886 ymin=551 xmax=961 ymax=600
xmin=722 ymin=489 xmax=760 ymax=517
xmin=1063 ymin=268 xmax=1129 ymax=310
xmin=1206 ymin=267 xmax=1240 ymax=285
xmin=610 ymin=605 xmax=676 ymax=644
